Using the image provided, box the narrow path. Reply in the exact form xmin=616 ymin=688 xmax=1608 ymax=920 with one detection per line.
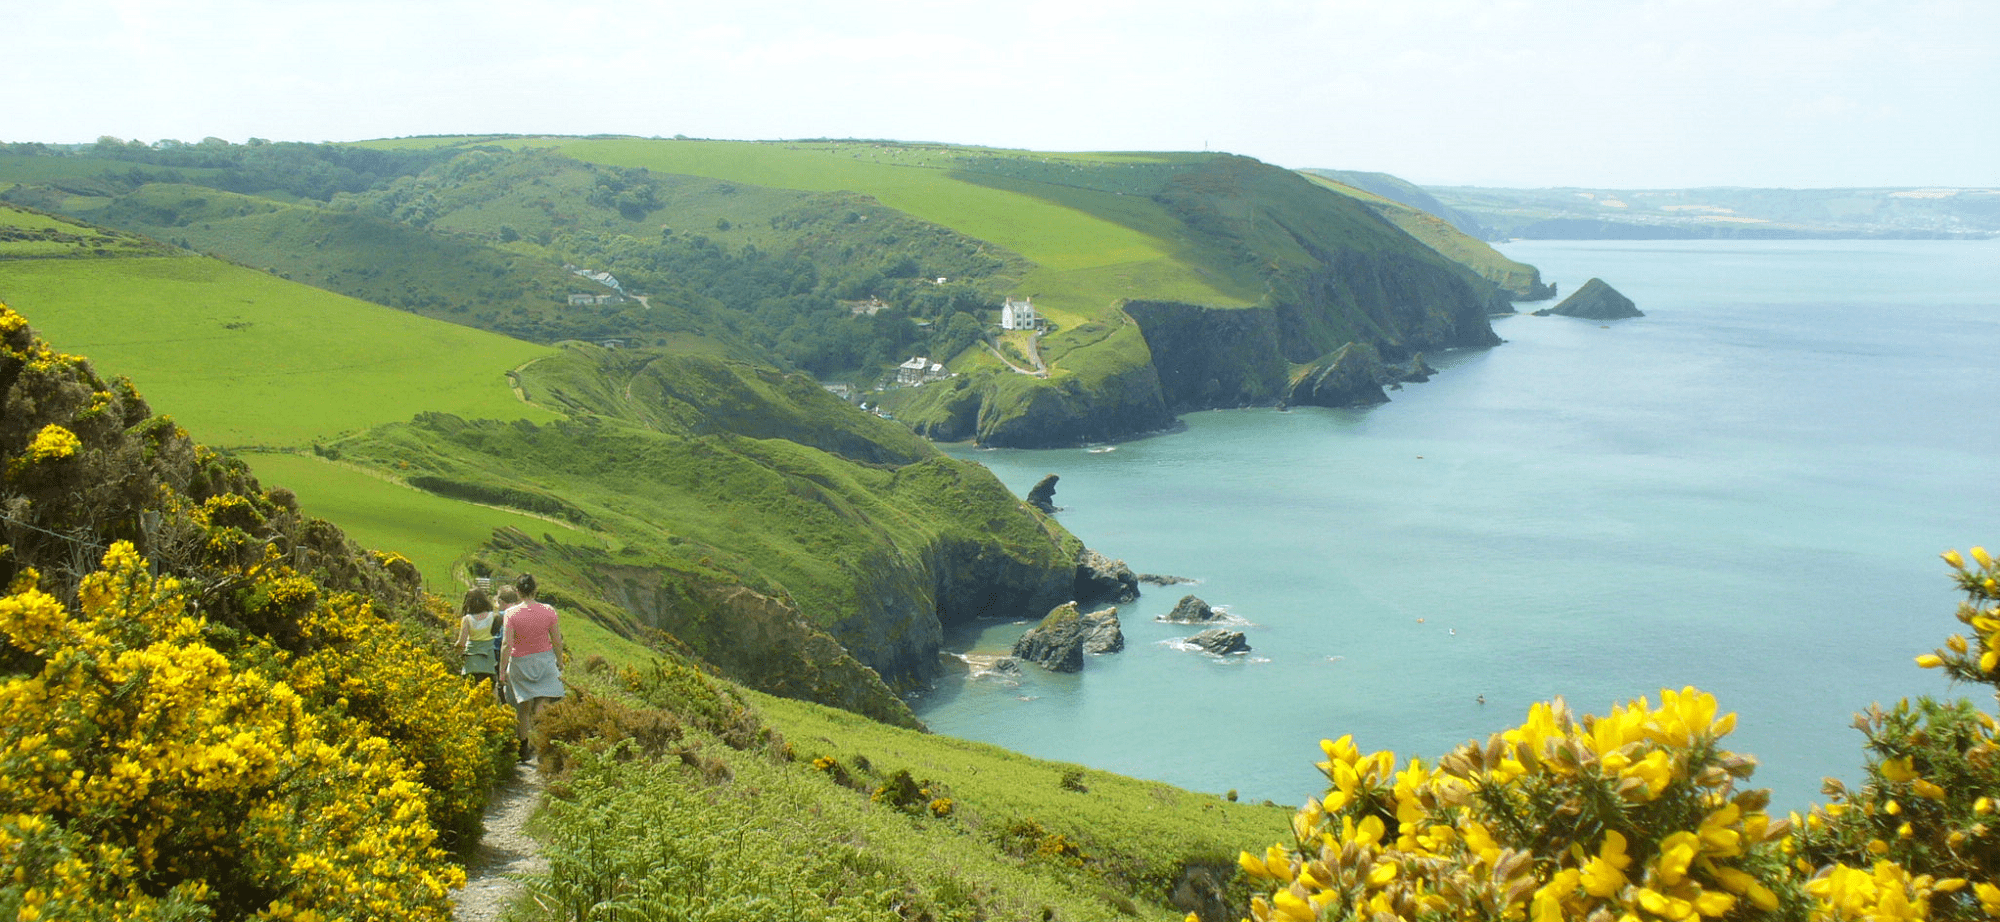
xmin=981 ymin=338 xmax=1048 ymax=378
xmin=453 ymin=767 xmax=547 ymax=922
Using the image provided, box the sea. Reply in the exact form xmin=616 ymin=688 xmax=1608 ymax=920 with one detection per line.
xmin=923 ymin=238 xmax=2000 ymax=813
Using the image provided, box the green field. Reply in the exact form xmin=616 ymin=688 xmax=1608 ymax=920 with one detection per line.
xmin=0 ymin=255 xmax=559 ymax=447
xmin=538 ymin=139 xmax=1255 ymax=306
xmin=237 ymin=450 xmax=598 ymax=590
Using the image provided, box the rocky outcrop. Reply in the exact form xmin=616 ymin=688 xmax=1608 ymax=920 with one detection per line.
xmin=1390 ymin=352 xmax=1436 ymax=383
xmin=1185 ymin=629 xmax=1251 ymax=656
xmin=1075 ymin=548 xmax=1140 ymax=605
xmin=1026 ymin=474 xmax=1060 ymax=514
xmin=1534 ymin=278 xmax=1642 ymax=319
xmin=1082 ymin=608 xmax=1124 ymax=654
xmin=1159 ymin=595 xmax=1223 ymax=624
xmin=1138 ymin=572 xmax=1196 ymax=586
xmin=1014 ymin=602 xmax=1124 ymax=672
xmin=1286 ymin=343 xmax=1391 ymax=408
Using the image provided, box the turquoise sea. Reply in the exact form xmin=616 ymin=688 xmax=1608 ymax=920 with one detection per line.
xmin=923 ymin=238 xmax=2000 ymax=813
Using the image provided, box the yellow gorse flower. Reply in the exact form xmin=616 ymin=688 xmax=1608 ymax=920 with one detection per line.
xmin=1246 ymin=689 xmax=1788 ymax=922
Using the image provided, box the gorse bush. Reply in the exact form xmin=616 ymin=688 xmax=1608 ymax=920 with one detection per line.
xmin=0 ymin=303 xmax=515 ymax=920
xmin=0 ymin=544 xmax=486 ymax=921
xmin=1234 ymin=548 xmax=2000 ymax=922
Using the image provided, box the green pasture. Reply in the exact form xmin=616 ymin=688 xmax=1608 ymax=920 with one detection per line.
xmin=238 ymin=451 xmax=597 ymax=592
xmin=0 ymin=256 xmax=558 ymax=447
xmin=542 ymin=139 xmax=1241 ymax=291
xmin=0 ymin=203 xmax=177 ymax=259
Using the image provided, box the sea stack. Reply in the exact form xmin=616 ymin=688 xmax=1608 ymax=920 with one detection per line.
xmin=1013 ymin=602 xmax=1124 ymax=671
xmin=1026 ymin=474 xmax=1059 ymax=514
xmin=1533 ymin=278 xmax=1642 ymax=319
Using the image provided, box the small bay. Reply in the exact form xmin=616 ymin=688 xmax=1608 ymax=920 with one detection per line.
xmin=924 ymin=238 xmax=2000 ymax=812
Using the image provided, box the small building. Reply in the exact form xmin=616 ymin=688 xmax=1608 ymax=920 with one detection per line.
xmin=848 ymin=297 xmax=889 ymax=317
xmin=897 ymin=357 xmax=950 ymax=386
xmin=1001 ymin=296 xmax=1039 ymax=331
xmin=568 ymin=292 xmax=620 ymax=307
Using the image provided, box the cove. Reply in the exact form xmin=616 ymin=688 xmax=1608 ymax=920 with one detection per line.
xmin=924 ymin=238 xmax=2000 ymax=812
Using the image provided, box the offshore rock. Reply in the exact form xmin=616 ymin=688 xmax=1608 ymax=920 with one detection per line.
xmin=1026 ymin=474 xmax=1060 ymax=514
xmin=1186 ymin=628 xmax=1251 ymax=656
xmin=1138 ymin=572 xmax=1196 ymax=586
xmin=1014 ymin=602 xmax=1123 ymax=671
xmin=1534 ymin=278 xmax=1642 ymax=319
xmin=1391 ymin=352 xmax=1436 ymax=383
xmin=1082 ymin=607 xmax=1125 ymax=655
xmin=1286 ymin=342 xmax=1391 ymax=409
xmin=1075 ymin=548 xmax=1140 ymax=605
xmin=1159 ymin=595 xmax=1224 ymax=624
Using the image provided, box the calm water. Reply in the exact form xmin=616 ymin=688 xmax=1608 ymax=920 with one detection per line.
xmin=923 ymin=239 xmax=2000 ymax=812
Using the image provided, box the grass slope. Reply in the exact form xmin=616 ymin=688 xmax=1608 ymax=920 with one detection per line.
xmin=0 ymin=250 xmax=557 ymax=447
xmin=234 ymin=450 xmax=598 ymax=590
xmin=526 ymin=657 xmax=1293 ymax=922
xmin=1301 ymin=172 xmax=1551 ymax=299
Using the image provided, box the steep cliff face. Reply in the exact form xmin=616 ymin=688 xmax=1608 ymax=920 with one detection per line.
xmin=972 ymin=348 xmax=1176 ymax=448
xmin=1122 ymin=300 xmax=1289 ymax=410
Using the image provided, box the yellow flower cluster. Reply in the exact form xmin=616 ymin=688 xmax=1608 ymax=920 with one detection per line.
xmin=0 ymin=542 xmax=494 ymax=920
xmin=1805 ymin=861 xmax=1968 ymax=921
xmin=285 ymin=591 xmax=516 ymax=838
xmin=1921 ymin=548 xmax=2000 ymax=683
xmin=1240 ymin=688 xmax=1788 ymax=922
xmin=19 ymin=425 xmax=80 ymax=464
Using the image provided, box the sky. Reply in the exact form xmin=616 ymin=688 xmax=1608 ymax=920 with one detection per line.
xmin=6 ymin=0 xmax=1995 ymax=188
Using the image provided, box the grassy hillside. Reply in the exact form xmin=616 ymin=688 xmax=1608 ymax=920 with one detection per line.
xmin=0 ymin=136 xmax=1518 ymax=448
xmin=0 ymin=207 xmax=558 ymax=447
xmin=1300 ymin=171 xmax=1553 ymax=300
xmin=0 ymin=201 xmax=1091 ymax=723
xmin=522 ymin=652 xmax=1294 ymax=922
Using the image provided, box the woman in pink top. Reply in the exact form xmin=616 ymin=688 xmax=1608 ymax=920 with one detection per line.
xmin=497 ymin=573 xmax=564 ymax=763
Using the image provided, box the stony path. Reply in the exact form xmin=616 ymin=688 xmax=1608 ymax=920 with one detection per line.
xmin=453 ymin=766 xmax=547 ymax=922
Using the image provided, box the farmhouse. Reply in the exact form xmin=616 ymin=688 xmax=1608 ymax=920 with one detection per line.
xmin=1000 ymin=296 xmax=1039 ymax=331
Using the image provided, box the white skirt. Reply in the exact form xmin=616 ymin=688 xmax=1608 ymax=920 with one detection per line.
xmin=508 ymin=650 xmax=565 ymax=701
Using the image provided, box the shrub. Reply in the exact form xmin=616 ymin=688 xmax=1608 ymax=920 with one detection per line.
xmin=534 ymin=688 xmax=684 ymax=777
xmin=0 ymin=544 xmax=476 ymax=920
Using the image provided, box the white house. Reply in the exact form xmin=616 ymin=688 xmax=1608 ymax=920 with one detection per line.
xmin=897 ymin=357 xmax=950 ymax=386
xmin=1000 ymin=296 xmax=1038 ymax=331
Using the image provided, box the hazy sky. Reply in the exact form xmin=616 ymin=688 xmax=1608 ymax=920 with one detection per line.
xmin=8 ymin=0 xmax=1994 ymax=188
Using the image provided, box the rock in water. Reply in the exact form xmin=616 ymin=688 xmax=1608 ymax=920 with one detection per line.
xmin=1159 ymin=595 xmax=1224 ymax=624
xmin=1081 ymin=607 xmax=1124 ymax=654
xmin=1186 ymin=628 xmax=1251 ymax=656
xmin=1026 ymin=474 xmax=1060 ymax=514
xmin=1014 ymin=602 xmax=1124 ymax=671
xmin=1285 ymin=342 xmax=1391 ymax=408
xmin=1075 ymin=548 xmax=1139 ymax=604
xmin=1533 ymin=278 xmax=1642 ymax=319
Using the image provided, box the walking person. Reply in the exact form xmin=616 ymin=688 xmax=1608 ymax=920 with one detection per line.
xmin=497 ymin=574 xmax=564 ymax=763
xmin=453 ymin=588 xmax=500 ymax=693
xmin=492 ymin=585 xmax=520 ymax=707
